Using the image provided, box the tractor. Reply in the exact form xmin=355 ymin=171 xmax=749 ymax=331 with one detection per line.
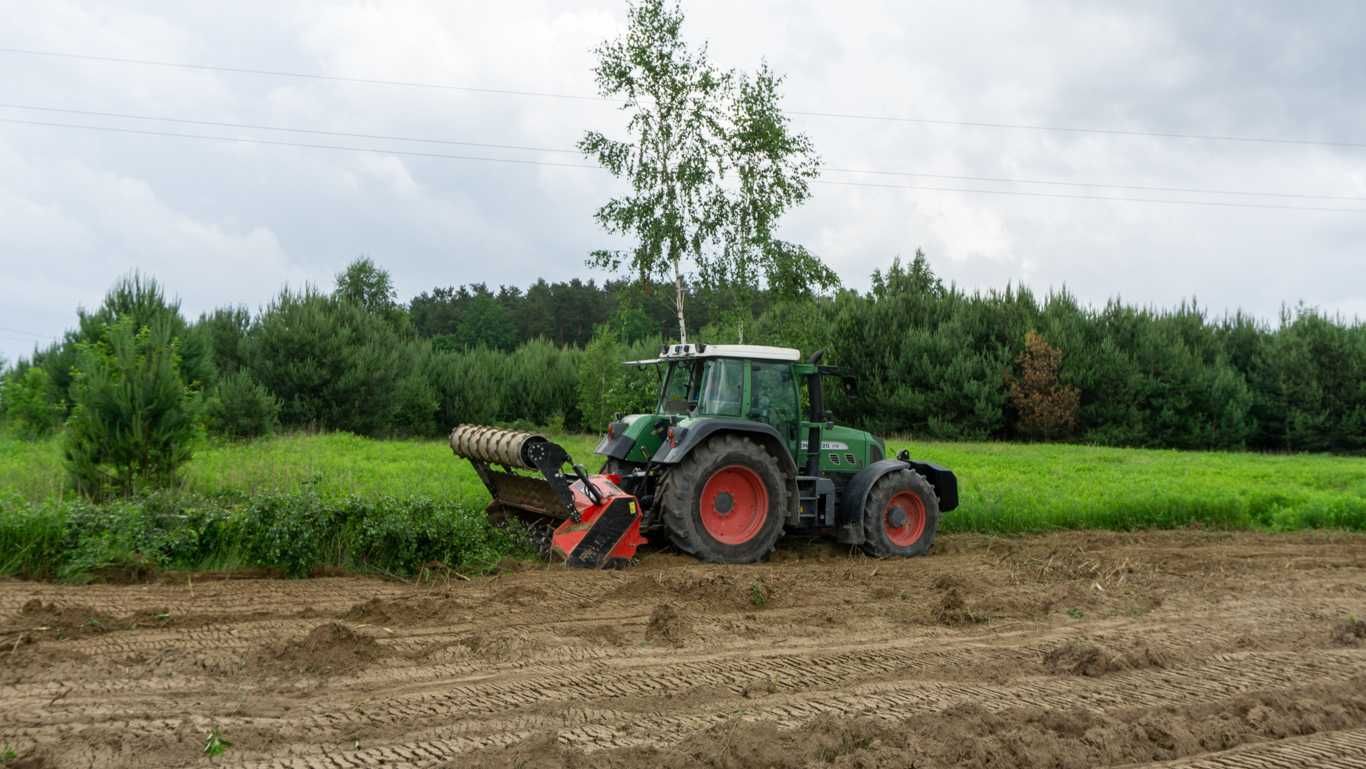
xmin=449 ymin=343 xmax=958 ymax=567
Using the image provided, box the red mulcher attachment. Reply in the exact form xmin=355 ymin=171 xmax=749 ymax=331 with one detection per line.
xmin=551 ymin=476 xmax=648 ymax=568
xmin=449 ymin=425 xmax=646 ymax=568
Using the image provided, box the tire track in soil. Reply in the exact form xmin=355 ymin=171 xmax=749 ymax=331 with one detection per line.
xmin=0 ymin=603 xmax=1330 ymax=730
xmin=3 ymin=531 xmax=1364 ymax=769
xmin=57 ymin=649 xmax=1358 ymax=769
xmin=1125 ymin=728 xmax=1366 ymax=768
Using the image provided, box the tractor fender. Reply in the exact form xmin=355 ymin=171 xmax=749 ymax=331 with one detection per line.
xmin=651 ymin=420 xmax=801 ymax=518
xmin=837 ymin=459 xmax=959 ymax=544
xmin=594 ymin=420 xmax=635 ymax=460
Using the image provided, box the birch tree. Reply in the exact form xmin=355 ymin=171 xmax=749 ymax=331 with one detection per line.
xmin=580 ymin=0 xmax=834 ymax=343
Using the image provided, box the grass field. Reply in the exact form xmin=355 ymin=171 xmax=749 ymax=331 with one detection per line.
xmin=5 ymin=432 xmax=1365 ymax=533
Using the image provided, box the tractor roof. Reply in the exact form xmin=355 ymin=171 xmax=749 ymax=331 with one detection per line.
xmin=626 ymin=343 xmax=801 ymax=366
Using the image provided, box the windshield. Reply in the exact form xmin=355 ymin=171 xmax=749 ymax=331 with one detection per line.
xmin=658 ymin=361 xmax=697 ymax=414
xmin=656 ymin=358 xmax=745 ymax=417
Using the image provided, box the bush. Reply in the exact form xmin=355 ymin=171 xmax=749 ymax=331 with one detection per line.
xmin=391 ymin=371 xmax=439 ymax=436
xmin=0 ymin=489 xmax=525 ymax=581
xmin=248 ymin=288 xmax=408 ymax=435
xmin=577 ymin=329 xmax=660 ymax=429
xmin=1 ymin=366 xmax=65 ymax=439
xmin=1009 ymin=331 xmax=1079 ymax=440
xmin=64 ymin=318 xmax=198 ymax=499
xmin=204 ymin=371 xmax=281 ymax=439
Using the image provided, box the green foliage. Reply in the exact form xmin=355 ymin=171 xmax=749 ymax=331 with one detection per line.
xmin=0 ymin=484 xmax=528 ymax=582
xmin=203 ymin=728 xmax=231 ymax=759
xmin=577 ymin=329 xmax=661 ymax=429
xmin=1 ymin=366 xmax=65 ymax=438
xmin=193 ymin=305 xmax=252 ymax=376
xmin=63 ymin=318 xmax=197 ymax=499
xmin=204 ymin=371 xmax=280 ymax=440
xmin=334 ymin=256 xmax=410 ymax=332
xmin=9 ymin=253 xmax=1366 ymax=453
xmin=249 ymin=288 xmax=406 ymax=435
xmin=502 ymin=339 xmax=581 ymax=428
xmin=76 ymin=273 xmax=214 ymax=390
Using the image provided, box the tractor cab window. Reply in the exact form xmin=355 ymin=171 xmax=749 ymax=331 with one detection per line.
xmin=658 ymin=361 xmax=698 ymax=414
xmin=696 ymin=358 xmax=744 ymax=416
xmin=750 ymin=361 xmax=798 ymax=433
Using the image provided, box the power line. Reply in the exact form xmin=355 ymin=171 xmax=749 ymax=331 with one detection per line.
xmin=0 ymin=326 xmax=50 ymax=338
xmin=794 ymin=111 xmax=1366 ymax=150
xmin=4 ymin=46 xmax=1363 ymax=150
xmin=5 ymin=116 xmax=1364 ymax=214
xmin=812 ymin=179 xmax=1366 ymax=213
xmin=0 ymin=46 xmax=606 ymax=102
xmin=0 ymin=116 xmax=601 ymax=169
xmin=4 ymin=103 xmax=1362 ymax=202
xmin=0 ymin=103 xmax=583 ymax=154
xmin=822 ymin=166 xmax=1366 ymax=203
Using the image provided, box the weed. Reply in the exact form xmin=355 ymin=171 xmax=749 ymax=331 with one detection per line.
xmin=0 ymin=743 xmax=17 ymax=765
xmin=203 ymin=728 xmax=231 ymax=760
xmin=749 ymin=580 xmax=769 ymax=608
xmin=1066 ymin=607 xmax=1085 ymax=620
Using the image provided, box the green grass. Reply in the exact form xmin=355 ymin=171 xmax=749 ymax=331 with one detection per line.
xmin=5 ymin=432 xmax=1364 ymax=531
xmin=2 ymin=432 xmax=1363 ymax=580
xmin=913 ymin=440 xmax=1366 ymax=532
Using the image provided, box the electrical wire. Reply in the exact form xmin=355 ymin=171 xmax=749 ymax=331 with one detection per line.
xmin=4 ymin=46 xmax=1363 ymax=149
xmin=0 ymin=116 xmax=601 ymax=169
xmin=0 ymin=103 xmax=583 ymax=154
xmin=4 ymin=115 xmax=1364 ymax=213
xmin=3 ymin=103 xmax=1362 ymax=202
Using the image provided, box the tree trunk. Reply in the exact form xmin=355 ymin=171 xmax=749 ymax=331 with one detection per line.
xmin=673 ymin=253 xmax=687 ymax=344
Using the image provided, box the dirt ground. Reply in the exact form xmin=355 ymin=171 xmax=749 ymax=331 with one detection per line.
xmin=2 ymin=530 xmax=1365 ymax=769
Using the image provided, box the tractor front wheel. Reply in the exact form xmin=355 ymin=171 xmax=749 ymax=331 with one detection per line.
xmin=861 ymin=469 xmax=940 ymax=557
xmin=660 ymin=435 xmax=787 ymax=563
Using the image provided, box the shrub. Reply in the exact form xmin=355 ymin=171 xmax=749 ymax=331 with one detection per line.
xmin=64 ymin=318 xmax=198 ymax=499
xmin=1010 ymin=331 xmax=1080 ymax=440
xmin=204 ymin=371 xmax=281 ymax=439
xmin=1 ymin=366 xmax=65 ymax=439
xmin=248 ymin=288 xmax=408 ymax=435
xmin=577 ymin=329 xmax=659 ymax=429
xmin=390 ymin=371 xmax=439 ymax=436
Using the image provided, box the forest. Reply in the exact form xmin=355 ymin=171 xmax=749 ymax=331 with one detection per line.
xmin=2 ymin=250 xmax=1362 ymax=465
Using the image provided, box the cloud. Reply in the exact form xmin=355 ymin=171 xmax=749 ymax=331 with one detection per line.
xmin=1 ymin=0 xmax=1363 ymax=363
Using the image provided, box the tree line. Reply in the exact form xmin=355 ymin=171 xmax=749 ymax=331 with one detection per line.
xmin=2 ymin=252 xmax=1363 ymax=496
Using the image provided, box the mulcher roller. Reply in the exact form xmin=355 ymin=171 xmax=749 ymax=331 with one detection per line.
xmin=449 ymin=424 xmax=551 ymax=470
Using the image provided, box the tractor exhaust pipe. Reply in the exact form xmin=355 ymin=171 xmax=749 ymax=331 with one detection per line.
xmin=805 ymin=350 xmax=826 ymax=476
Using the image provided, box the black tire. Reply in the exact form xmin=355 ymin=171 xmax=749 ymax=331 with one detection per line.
xmin=660 ymin=434 xmax=787 ymax=563
xmin=861 ymin=468 xmax=940 ymax=557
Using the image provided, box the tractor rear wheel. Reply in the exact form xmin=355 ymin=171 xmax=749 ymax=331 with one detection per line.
xmin=660 ymin=434 xmax=787 ymax=563
xmin=861 ymin=469 xmax=940 ymax=557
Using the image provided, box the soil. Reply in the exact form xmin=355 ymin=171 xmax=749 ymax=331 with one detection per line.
xmin=1 ymin=530 xmax=1365 ymax=769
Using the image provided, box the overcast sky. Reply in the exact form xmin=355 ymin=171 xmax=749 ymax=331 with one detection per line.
xmin=2 ymin=0 xmax=1364 ymax=364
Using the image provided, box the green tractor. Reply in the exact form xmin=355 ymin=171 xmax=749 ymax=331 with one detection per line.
xmin=449 ymin=343 xmax=957 ymax=567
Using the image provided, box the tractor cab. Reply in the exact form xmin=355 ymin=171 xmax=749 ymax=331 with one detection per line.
xmin=608 ymin=343 xmax=881 ymax=480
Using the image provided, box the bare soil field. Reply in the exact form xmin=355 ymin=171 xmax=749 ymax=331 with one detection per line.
xmin=2 ymin=530 xmax=1365 ymax=769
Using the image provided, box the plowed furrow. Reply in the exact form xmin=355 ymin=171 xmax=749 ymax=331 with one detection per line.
xmin=184 ymin=650 xmax=1366 ymax=768
xmin=1125 ymin=728 xmax=1366 ymax=768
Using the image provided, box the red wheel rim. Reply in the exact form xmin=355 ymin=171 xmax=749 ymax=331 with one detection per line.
xmin=884 ymin=491 xmax=927 ymax=547
xmin=699 ymin=465 xmax=769 ymax=545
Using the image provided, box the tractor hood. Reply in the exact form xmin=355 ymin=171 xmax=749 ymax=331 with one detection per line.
xmin=595 ymin=413 xmax=668 ymax=464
